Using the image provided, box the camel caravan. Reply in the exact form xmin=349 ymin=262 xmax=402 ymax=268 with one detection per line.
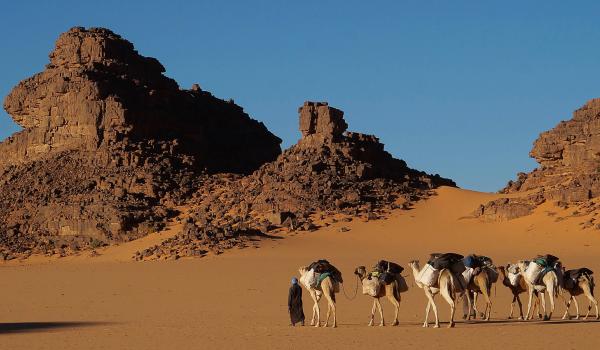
xmin=297 ymin=254 xmax=598 ymax=328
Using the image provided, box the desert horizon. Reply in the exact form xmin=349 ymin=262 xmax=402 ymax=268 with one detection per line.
xmin=2 ymin=3 xmax=600 ymax=349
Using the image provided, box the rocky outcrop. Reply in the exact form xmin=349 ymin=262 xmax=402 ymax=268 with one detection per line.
xmin=2 ymin=27 xmax=281 ymax=173
xmin=475 ymin=98 xmax=600 ymax=221
xmin=0 ymin=27 xmax=281 ymax=258
xmin=141 ymin=101 xmax=455 ymax=260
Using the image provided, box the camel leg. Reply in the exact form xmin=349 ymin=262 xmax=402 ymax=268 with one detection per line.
xmin=310 ymin=291 xmax=319 ymax=326
xmin=525 ymin=287 xmax=535 ymax=320
xmin=538 ymin=293 xmax=545 ymax=319
xmin=423 ymin=299 xmax=431 ymax=328
xmin=330 ymin=298 xmax=337 ymax=328
xmin=368 ymin=299 xmax=377 ymax=326
xmin=509 ymin=295 xmax=516 ymax=319
xmin=314 ymin=300 xmax=321 ymax=327
xmin=573 ymin=296 xmax=580 ymax=320
xmin=562 ymin=295 xmax=573 ymax=320
xmin=387 ymin=294 xmax=400 ymax=326
xmin=465 ymin=290 xmax=473 ymax=322
xmin=440 ymin=288 xmax=456 ymax=328
xmin=581 ymin=283 xmax=599 ymax=320
xmin=516 ymin=294 xmax=525 ymax=320
xmin=482 ymin=288 xmax=492 ymax=321
xmin=472 ymin=292 xmax=480 ymax=319
xmin=376 ymin=298 xmax=385 ymax=326
xmin=425 ymin=289 xmax=440 ymax=328
xmin=546 ymin=287 xmax=555 ymax=320
xmin=462 ymin=294 xmax=469 ymax=320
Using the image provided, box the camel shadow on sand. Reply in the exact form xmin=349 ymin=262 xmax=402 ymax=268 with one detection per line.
xmin=455 ymin=318 xmax=600 ymax=327
xmin=0 ymin=321 xmax=114 ymax=335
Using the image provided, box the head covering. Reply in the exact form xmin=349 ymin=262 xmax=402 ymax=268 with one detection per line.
xmin=291 ymin=277 xmax=298 ymax=285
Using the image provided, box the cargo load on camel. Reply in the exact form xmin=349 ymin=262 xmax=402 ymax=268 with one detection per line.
xmin=524 ymin=254 xmax=561 ymax=285
xmin=417 ymin=253 xmax=465 ymax=287
xmin=462 ymin=254 xmax=498 ymax=285
xmin=301 ymin=259 xmax=343 ymax=290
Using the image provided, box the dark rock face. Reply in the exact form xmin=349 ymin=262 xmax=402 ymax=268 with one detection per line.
xmin=475 ymin=98 xmax=600 ymax=220
xmin=142 ymin=101 xmax=455 ymax=260
xmin=0 ymin=27 xmax=281 ymax=257
xmin=2 ymin=27 xmax=281 ymax=173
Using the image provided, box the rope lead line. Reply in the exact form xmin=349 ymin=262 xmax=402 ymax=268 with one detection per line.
xmin=341 ymin=275 xmax=360 ymax=300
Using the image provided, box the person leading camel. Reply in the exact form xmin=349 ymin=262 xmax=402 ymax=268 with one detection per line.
xmin=298 ymin=265 xmax=340 ymax=328
xmin=288 ymin=277 xmax=305 ymax=326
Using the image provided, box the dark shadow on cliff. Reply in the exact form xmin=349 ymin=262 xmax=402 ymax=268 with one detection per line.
xmin=0 ymin=321 xmax=114 ymax=335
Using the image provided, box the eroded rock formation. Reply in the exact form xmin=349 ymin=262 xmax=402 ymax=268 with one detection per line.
xmin=141 ymin=101 xmax=455 ymax=260
xmin=0 ymin=27 xmax=281 ymax=258
xmin=475 ymin=98 xmax=600 ymax=221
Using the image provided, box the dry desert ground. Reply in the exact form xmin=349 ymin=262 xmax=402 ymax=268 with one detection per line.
xmin=1 ymin=186 xmax=599 ymax=349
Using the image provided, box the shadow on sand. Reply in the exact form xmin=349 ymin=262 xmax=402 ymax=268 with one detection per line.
xmin=0 ymin=321 xmax=113 ymax=335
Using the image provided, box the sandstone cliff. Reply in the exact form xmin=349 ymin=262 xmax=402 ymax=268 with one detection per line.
xmin=0 ymin=27 xmax=281 ymax=258
xmin=475 ymin=98 xmax=600 ymax=222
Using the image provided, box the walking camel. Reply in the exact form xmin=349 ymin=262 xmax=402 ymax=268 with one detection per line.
xmin=560 ymin=268 xmax=599 ymax=320
xmin=463 ymin=267 xmax=495 ymax=321
xmin=354 ymin=266 xmax=401 ymax=326
xmin=408 ymin=260 xmax=471 ymax=328
xmin=298 ymin=266 xmax=339 ymax=328
xmin=497 ymin=265 xmax=542 ymax=320
xmin=517 ymin=260 xmax=560 ymax=321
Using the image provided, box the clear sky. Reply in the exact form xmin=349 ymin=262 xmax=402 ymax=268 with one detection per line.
xmin=2 ymin=1 xmax=600 ymax=192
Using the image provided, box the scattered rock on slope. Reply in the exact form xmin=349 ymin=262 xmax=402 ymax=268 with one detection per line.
xmin=143 ymin=102 xmax=455 ymax=260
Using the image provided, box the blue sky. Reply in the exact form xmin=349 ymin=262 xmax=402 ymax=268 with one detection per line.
xmin=2 ymin=1 xmax=600 ymax=192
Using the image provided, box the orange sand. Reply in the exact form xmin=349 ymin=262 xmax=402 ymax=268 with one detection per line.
xmin=1 ymin=187 xmax=599 ymax=349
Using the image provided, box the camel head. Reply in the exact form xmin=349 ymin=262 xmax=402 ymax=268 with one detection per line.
xmin=298 ymin=266 xmax=309 ymax=276
xmin=516 ymin=260 xmax=529 ymax=275
xmin=408 ymin=260 xmax=421 ymax=273
xmin=354 ymin=266 xmax=367 ymax=280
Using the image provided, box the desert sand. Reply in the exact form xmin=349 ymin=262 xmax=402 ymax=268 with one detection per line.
xmin=1 ymin=186 xmax=599 ymax=349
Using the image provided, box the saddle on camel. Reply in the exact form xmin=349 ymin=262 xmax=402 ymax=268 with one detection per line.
xmin=360 ymin=260 xmax=407 ymax=297
xmin=302 ymin=259 xmax=343 ymax=290
xmin=417 ymin=253 xmax=466 ymax=287
xmin=462 ymin=254 xmax=498 ymax=286
xmin=524 ymin=254 xmax=561 ymax=285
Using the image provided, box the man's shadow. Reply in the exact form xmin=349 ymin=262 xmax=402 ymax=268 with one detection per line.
xmin=0 ymin=321 xmax=113 ymax=335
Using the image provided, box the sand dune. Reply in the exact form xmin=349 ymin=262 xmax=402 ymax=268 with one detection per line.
xmin=1 ymin=187 xmax=599 ymax=349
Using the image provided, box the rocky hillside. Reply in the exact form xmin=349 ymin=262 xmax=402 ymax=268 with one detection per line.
xmin=475 ymin=98 xmax=600 ymax=223
xmin=141 ymin=102 xmax=455 ymax=260
xmin=0 ymin=27 xmax=454 ymax=260
xmin=0 ymin=27 xmax=281 ymax=258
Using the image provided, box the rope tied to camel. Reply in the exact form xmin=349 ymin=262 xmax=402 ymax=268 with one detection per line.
xmin=341 ymin=274 xmax=360 ymax=300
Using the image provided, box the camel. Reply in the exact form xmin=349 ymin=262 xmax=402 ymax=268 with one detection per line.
xmin=517 ymin=260 xmax=560 ymax=321
xmin=497 ymin=265 xmax=542 ymax=320
xmin=560 ymin=268 xmax=599 ymax=320
xmin=298 ymin=266 xmax=339 ymax=328
xmin=408 ymin=260 xmax=471 ymax=328
xmin=354 ymin=266 xmax=401 ymax=326
xmin=462 ymin=267 xmax=495 ymax=321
